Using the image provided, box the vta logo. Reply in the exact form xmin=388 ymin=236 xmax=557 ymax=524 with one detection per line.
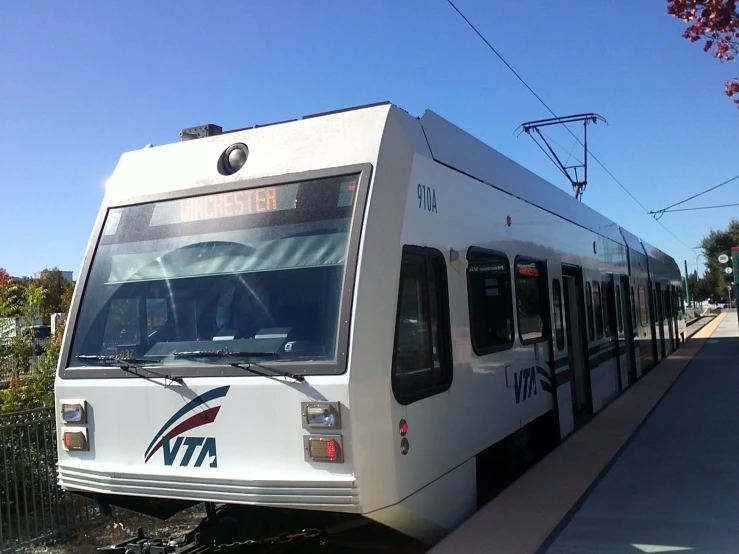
xmin=144 ymin=386 xmax=230 ymax=468
xmin=514 ymin=366 xmax=553 ymax=404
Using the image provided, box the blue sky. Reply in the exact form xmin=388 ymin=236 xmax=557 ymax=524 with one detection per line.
xmin=1 ymin=0 xmax=736 ymax=279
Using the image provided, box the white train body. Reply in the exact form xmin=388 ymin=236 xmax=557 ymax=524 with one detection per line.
xmin=54 ymin=103 xmax=685 ymax=545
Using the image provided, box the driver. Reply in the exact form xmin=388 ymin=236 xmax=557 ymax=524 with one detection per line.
xmin=215 ymin=273 xmax=272 ymax=337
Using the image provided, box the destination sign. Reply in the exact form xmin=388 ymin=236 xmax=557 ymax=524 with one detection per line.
xmin=516 ymin=262 xmax=540 ymax=278
xmin=469 ymin=263 xmax=508 ymax=274
xmin=150 ymin=183 xmax=299 ymax=226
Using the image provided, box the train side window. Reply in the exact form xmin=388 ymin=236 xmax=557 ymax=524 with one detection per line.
xmin=466 ymin=248 xmax=514 ymax=354
xmin=391 ymin=246 xmax=453 ymax=405
xmin=552 ymin=279 xmax=565 ymax=351
xmin=615 ymin=284 xmax=624 ymax=333
xmin=586 ymin=282 xmax=595 ymax=341
xmin=514 ymin=257 xmax=548 ymax=344
xmin=593 ymin=282 xmax=604 ymax=339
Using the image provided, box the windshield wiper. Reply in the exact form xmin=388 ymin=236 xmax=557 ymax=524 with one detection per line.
xmin=173 ymin=349 xmax=304 ymax=382
xmin=75 ymin=355 xmax=184 ymax=384
xmin=172 ymin=349 xmax=277 ymax=358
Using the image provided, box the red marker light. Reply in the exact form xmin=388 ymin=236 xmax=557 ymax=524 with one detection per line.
xmin=506 ymin=216 xmax=513 ymax=227
xmin=399 ymin=419 xmax=408 ymax=436
xmin=326 ymin=440 xmax=337 ymax=460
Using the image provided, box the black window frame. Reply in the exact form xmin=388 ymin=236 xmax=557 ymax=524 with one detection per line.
xmin=465 ymin=247 xmax=515 ymax=356
xmin=391 ymin=245 xmax=453 ymax=405
xmin=513 ymin=256 xmax=549 ymax=346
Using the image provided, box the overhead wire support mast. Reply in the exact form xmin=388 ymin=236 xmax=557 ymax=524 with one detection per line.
xmin=515 ymin=113 xmax=607 ymax=201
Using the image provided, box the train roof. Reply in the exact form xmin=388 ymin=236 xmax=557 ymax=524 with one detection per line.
xmin=105 ymin=101 xmax=678 ymax=270
xmin=640 ymin=239 xmax=682 ymax=280
xmin=415 ymin=108 xmax=625 ymax=245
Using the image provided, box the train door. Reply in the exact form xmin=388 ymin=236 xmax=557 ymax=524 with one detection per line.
xmin=546 ymin=261 xmax=573 ymax=439
xmin=655 ymin=283 xmax=666 ymax=359
xmin=646 ymin=284 xmax=659 ymax=367
xmin=620 ymin=275 xmax=638 ymax=385
xmin=638 ymin=283 xmax=653 ymax=375
xmin=666 ymin=286 xmax=675 ymax=353
xmin=674 ymin=286 xmax=682 ymax=347
xmin=610 ymin=275 xmax=627 ymax=391
xmin=561 ymin=266 xmax=592 ymax=431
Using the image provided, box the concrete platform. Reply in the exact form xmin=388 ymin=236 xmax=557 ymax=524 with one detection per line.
xmin=542 ymin=312 xmax=739 ymax=553
xmin=429 ymin=313 xmax=729 ymax=554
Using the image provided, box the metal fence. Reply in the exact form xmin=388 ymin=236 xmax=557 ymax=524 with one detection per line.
xmin=0 ymin=407 xmax=100 ymax=551
xmin=0 ymin=337 xmax=51 ymax=382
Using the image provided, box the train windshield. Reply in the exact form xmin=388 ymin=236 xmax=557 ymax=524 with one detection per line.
xmin=67 ymin=173 xmax=360 ymax=374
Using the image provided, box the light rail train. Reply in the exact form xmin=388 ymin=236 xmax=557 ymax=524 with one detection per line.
xmin=54 ymin=102 xmax=686 ymax=552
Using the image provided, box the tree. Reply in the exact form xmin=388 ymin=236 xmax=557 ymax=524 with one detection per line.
xmin=0 ymin=286 xmax=45 ymax=381
xmin=667 ymin=0 xmax=739 ymax=108
xmin=697 ymin=218 xmax=739 ymax=301
xmin=0 ymin=283 xmax=27 ymax=318
xmin=34 ymin=267 xmax=74 ymax=322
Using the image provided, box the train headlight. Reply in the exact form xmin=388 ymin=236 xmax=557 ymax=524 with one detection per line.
xmin=61 ymin=400 xmax=87 ymax=424
xmin=62 ymin=428 xmax=89 ymax=452
xmin=218 ymin=143 xmax=249 ymax=175
xmin=301 ymin=401 xmax=341 ymax=429
xmin=304 ymin=435 xmax=343 ymax=463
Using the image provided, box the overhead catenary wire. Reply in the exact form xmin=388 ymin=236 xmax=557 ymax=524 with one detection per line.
xmin=649 ymin=174 xmax=739 ymax=219
xmin=444 ymin=0 xmax=692 ymax=249
xmin=652 ymin=202 xmax=739 ymax=214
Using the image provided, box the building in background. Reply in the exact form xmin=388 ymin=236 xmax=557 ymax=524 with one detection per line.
xmin=34 ymin=270 xmax=73 ymax=283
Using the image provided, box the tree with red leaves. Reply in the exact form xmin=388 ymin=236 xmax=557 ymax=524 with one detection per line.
xmin=667 ymin=0 xmax=739 ymax=108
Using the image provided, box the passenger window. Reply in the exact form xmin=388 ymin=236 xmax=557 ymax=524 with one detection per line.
xmin=552 ymin=279 xmax=565 ymax=351
xmin=593 ymin=282 xmax=604 ymax=339
xmin=514 ymin=258 xmax=548 ymax=344
xmin=392 ymin=246 xmax=452 ymax=405
xmin=466 ymin=248 xmax=514 ymax=354
xmin=586 ymin=282 xmax=595 ymax=341
xmin=616 ymin=284 xmax=624 ymax=333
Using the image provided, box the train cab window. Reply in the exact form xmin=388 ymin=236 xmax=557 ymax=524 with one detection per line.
xmin=101 ymin=298 xmax=142 ymax=346
xmin=392 ymin=246 xmax=452 ymax=405
xmin=593 ymin=282 xmax=604 ymax=339
xmin=514 ymin=258 xmax=548 ymax=344
xmin=552 ymin=279 xmax=565 ymax=351
xmin=586 ymin=282 xmax=595 ymax=341
xmin=466 ymin=248 xmax=514 ymax=354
